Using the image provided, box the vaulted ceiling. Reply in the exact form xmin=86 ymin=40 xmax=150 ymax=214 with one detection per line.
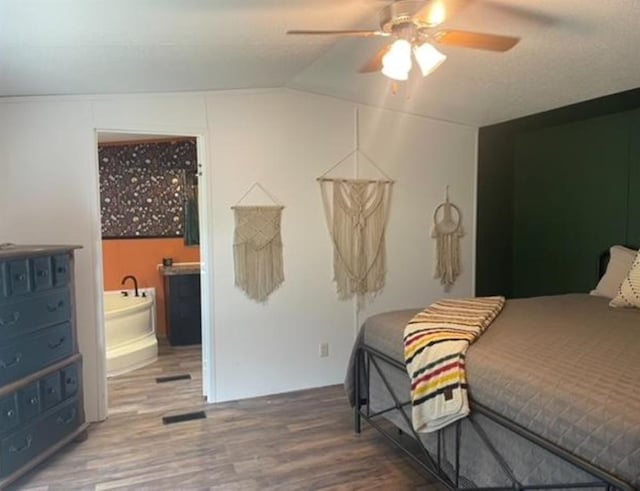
xmin=2 ymin=0 xmax=640 ymax=126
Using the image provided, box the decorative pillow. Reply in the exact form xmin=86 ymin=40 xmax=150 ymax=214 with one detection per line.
xmin=591 ymin=246 xmax=638 ymax=299
xmin=610 ymin=252 xmax=640 ymax=308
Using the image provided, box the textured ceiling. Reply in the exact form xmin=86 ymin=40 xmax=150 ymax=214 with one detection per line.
xmin=2 ymin=0 xmax=640 ymax=126
xmin=0 ymin=0 xmax=377 ymax=93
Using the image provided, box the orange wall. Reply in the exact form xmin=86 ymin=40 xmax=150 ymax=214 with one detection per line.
xmin=102 ymin=238 xmax=200 ymax=338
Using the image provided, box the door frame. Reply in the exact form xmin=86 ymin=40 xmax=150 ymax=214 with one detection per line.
xmin=91 ymin=127 xmax=215 ymax=419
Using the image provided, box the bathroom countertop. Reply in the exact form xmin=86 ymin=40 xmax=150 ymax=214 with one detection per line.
xmin=159 ymin=263 xmax=201 ymax=276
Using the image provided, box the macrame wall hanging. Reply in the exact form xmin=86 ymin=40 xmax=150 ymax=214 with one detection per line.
xmin=232 ymin=183 xmax=284 ymax=303
xmin=432 ymin=186 xmax=464 ymax=292
xmin=318 ymin=108 xmax=394 ymax=307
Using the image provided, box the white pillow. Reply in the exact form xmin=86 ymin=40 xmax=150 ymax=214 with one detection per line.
xmin=590 ymin=245 xmax=638 ymax=299
xmin=610 ymin=252 xmax=640 ymax=308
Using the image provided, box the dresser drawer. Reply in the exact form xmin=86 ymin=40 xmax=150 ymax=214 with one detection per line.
xmin=41 ymin=373 xmax=62 ymax=411
xmin=17 ymin=383 xmax=40 ymax=425
xmin=52 ymin=254 xmax=71 ymax=287
xmin=0 ymin=289 xmax=71 ymax=342
xmin=0 ymin=323 xmax=73 ymax=387
xmin=6 ymin=261 xmax=29 ymax=297
xmin=31 ymin=257 xmax=53 ymax=292
xmin=0 ymin=395 xmax=18 ymax=435
xmin=0 ymin=263 xmax=6 ymax=299
xmin=0 ymin=398 xmax=80 ymax=478
xmin=61 ymin=364 xmax=79 ymax=399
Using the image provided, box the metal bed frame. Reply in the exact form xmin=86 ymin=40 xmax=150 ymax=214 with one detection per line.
xmin=353 ymin=344 xmax=635 ymax=491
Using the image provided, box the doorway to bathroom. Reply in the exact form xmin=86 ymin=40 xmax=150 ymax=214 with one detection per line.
xmin=96 ymin=131 xmax=209 ymax=417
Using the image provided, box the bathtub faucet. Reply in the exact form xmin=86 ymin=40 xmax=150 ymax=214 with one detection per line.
xmin=121 ymin=275 xmax=140 ymax=297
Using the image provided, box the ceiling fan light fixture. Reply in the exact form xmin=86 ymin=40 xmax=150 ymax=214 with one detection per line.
xmin=413 ymin=42 xmax=447 ymax=77
xmin=426 ymin=1 xmax=447 ymax=26
xmin=381 ymin=39 xmax=412 ymax=81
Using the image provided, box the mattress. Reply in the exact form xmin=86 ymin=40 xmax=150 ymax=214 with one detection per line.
xmin=349 ymin=294 xmax=640 ymax=488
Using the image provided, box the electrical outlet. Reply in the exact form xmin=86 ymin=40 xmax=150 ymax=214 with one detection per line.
xmin=319 ymin=342 xmax=329 ymax=358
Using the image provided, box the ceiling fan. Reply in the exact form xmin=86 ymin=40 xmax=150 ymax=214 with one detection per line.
xmin=287 ymin=0 xmax=520 ymax=81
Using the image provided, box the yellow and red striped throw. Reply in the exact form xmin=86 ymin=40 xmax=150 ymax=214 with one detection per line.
xmin=404 ymin=296 xmax=505 ymax=433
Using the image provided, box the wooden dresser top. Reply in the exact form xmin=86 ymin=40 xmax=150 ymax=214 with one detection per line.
xmin=0 ymin=244 xmax=82 ymax=259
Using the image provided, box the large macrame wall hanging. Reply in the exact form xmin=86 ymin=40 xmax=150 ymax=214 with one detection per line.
xmin=432 ymin=186 xmax=464 ymax=292
xmin=319 ymin=178 xmax=393 ymax=302
xmin=232 ymin=183 xmax=284 ymax=303
xmin=318 ymin=108 xmax=394 ymax=305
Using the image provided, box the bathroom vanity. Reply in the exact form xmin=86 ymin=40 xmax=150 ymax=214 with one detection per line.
xmin=160 ymin=264 xmax=202 ymax=346
xmin=0 ymin=245 xmax=87 ymax=487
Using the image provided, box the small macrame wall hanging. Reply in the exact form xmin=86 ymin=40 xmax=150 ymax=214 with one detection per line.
xmin=232 ymin=183 xmax=284 ymax=303
xmin=432 ymin=186 xmax=464 ymax=292
xmin=318 ymin=108 xmax=394 ymax=306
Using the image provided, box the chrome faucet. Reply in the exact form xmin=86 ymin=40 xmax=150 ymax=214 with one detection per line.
xmin=121 ymin=275 xmax=139 ymax=297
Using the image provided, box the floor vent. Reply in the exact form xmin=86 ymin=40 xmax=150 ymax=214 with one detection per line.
xmin=162 ymin=411 xmax=206 ymax=425
xmin=156 ymin=374 xmax=192 ymax=383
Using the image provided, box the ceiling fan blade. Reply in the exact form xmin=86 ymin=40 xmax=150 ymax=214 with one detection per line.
xmin=358 ymin=45 xmax=391 ymax=73
xmin=413 ymin=0 xmax=473 ymax=26
xmin=432 ymin=30 xmax=519 ymax=51
xmin=287 ymin=30 xmax=387 ymax=38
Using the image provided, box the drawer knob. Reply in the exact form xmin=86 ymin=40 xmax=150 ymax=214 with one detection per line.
xmin=57 ymin=267 xmax=67 ymax=274
xmin=0 ymin=353 xmax=22 ymax=369
xmin=29 ymin=397 xmax=38 ymax=405
xmin=14 ymin=273 xmax=26 ymax=282
xmin=56 ymin=408 xmax=76 ymax=425
xmin=9 ymin=435 xmax=32 ymax=453
xmin=0 ymin=312 xmax=20 ymax=327
xmin=6 ymin=409 xmax=14 ymax=418
xmin=46 ymin=300 xmax=65 ymax=313
xmin=66 ymin=377 xmax=75 ymax=385
xmin=47 ymin=387 xmax=56 ymax=394
xmin=37 ymin=270 xmax=49 ymax=278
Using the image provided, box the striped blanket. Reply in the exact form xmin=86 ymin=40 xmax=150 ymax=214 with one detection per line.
xmin=404 ymin=296 xmax=505 ymax=433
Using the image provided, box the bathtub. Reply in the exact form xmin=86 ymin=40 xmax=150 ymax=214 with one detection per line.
xmin=104 ymin=289 xmax=158 ymax=377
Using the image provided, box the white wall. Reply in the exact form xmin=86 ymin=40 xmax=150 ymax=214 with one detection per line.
xmin=0 ymin=100 xmax=104 ymax=420
xmin=0 ymin=88 xmax=477 ymax=418
xmin=207 ymin=91 xmax=357 ymax=399
xmin=206 ymin=91 xmax=477 ymax=400
xmin=357 ymin=104 xmax=477 ymax=322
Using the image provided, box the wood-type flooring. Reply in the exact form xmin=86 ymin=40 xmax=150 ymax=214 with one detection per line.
xmin=11 ymin=345 xmax=441 ymax=490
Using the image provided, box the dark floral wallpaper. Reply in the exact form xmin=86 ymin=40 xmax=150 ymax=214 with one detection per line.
xmin=99 ymin=139 xmax=197 ymax=238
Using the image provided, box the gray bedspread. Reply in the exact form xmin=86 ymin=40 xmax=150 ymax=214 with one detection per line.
xmin=346 ymin=294 xmax=640 ymax=488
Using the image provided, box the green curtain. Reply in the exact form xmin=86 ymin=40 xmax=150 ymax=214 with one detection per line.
xmin=184 ymin=173 xmax=200 ymax=246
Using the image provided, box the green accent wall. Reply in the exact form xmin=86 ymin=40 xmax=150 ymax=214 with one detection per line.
xmin=512 ymin=111 xmax=633 ymax=297
xmin=476 ymin=88 xmax=640 ymax=298
xmin=476 ymin=129 xmax=514 ymax=296
xmin=629 ymin=110 xmax=640 ymax=245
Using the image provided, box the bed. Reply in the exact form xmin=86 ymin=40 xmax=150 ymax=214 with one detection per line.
xmin=346 ymin=293 xmax=640 ymax=489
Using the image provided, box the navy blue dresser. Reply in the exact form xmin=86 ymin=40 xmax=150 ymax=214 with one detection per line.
xmin=0 ymin=245 xmax=87 ymax=487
